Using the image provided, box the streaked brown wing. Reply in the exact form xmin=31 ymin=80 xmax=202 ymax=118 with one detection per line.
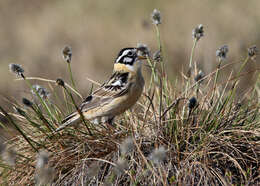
xmin=79 ymin=72 xmax=130 ymax=112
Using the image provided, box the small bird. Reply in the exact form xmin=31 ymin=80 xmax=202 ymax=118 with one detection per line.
xmin=56 ymin=48 xmax=146 ymax=131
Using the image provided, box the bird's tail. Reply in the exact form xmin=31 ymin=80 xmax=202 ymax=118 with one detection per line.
xmin=56 ymin=112 xmax=81 ymax=132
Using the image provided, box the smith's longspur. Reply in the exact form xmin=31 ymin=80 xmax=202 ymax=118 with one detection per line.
xmin=56 ymin=47 xmax=146 ymax=131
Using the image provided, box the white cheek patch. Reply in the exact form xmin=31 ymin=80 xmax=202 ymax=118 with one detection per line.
xmin=124 ymin=57 xmax=133 ymax=63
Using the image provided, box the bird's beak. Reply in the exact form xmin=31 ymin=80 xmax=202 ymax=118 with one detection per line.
xmin=136 ymin=48 xmax=147 ymax=60
xmin=137 ymin=55 xmax=147 ymax=60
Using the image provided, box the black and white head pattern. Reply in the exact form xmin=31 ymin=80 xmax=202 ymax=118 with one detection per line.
xmin=115 ymin=48 xmax=138 ymax=65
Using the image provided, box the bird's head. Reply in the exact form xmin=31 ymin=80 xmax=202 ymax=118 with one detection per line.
xmin=114 ymin=48 xmax=146 ymax=73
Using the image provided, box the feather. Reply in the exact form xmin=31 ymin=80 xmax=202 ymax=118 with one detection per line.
xmin=56 ymin=112 xmax=80 ymax=131
xmin=56 ymin=72 xmax=131 ymax=131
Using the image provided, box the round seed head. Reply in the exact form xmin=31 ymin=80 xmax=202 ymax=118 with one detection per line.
xmin=9 ymin=63 xmax=24 ymax=77
xmin=188 ymin=97 xmax=197 ymax=110
xmin=153 ymin=50 xmax=162 ymax=62
xmin=36 ymin=150 xmax=49 ymax=169
xmin=35 ymin=150 xmax=54 ymax=185
xmin=62 ymin=45 xmax=72 ymax=63
xmin=149 ymin=146 xmax=167 ymax=164
xmin=120 ymin=137 xmax=134 ymax=155
xmin=216 ymin=45 xmax=229 ymax=60
xmin=31 ymin=85 xmax=50 ymax=100
xmin=35 ymin=167 xmax=55 ymax=185
xmin=22 ymin=98 xmax=33 ymax=107
xmin=86 ymin=163 xmax=99 ymax=178
xmin=137 ymin=43 xmax=150 ymax=57
xmin=248 ymin=45 xmax=258 ymax=60
xmin=56 ymin=78 xmax=65 ymax=87
xmin=192 ymin=24 xmax=204 ymax=41
xmin=114 ymin=158 xmax=128 ymax=176
xmin=151 ymin=9 xmax=161 ymax=25
xmin=194 ymin=70 xmax=205 ymax=82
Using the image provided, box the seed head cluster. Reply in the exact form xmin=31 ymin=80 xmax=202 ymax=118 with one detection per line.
xmin=62 ymin=46 xmax=72 ymax=63
xmin=86 ymin=163 xmax=99 ymax=179
xmin=137 ymin=43 xmax=150 ymax=56
xmin=216 ymin=45 xmax=229 ymax=60
xmin=149 ymin=146 xmax=167 ymax=164
xmin=194 ymin=70 xmax=205 ymax=82
xmin=188 ymin=97 xmax=197 ymax=110
xmin=9 ymin=63 xmax=24 ymax=77
xmin=248 ymin=45 xmax=258 ymax=60
xmin=31 ymin=84 xmax=50 ymax=100
xmin=35 ymin=150 xmax=54 ymax=185
xmin=114 ymin=158 xmax=128 ymax=176
xmin=192 ymin=24 xmax=204 ymax=41
xmin=36 ymin=150 xmax=49 ymax=169
xmin=153 ymin=50 xmax=162 ymax=62
xmin=22 ymin=98 xmax=33 ymax=107
xmin=151 ymin=9 xmax=161 ymax=25
xmin=120 ymin=137 xmax=134 ymax=155
xmin=56 ymin=78 xmax=65 ymax=87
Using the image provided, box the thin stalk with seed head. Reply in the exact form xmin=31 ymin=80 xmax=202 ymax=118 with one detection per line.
xmin=188 ymin=38 xmax=198 ymax=74
xmin=155 ymin=25 xmax=161 ymax=52
xmin=182 ymin=38 xmax=198 ymax=118
xmin=62 ymin=85 xmax=92 ymax=135
xmin=17 ymin=107 xmax=52 ymax=138
xmin=23 ymin=78 xmax=56 ymax=126
xmin=211 ymin=58 xmax=222 ymax=101
xmin=229 ymin=56 xmax=250 ymax=96
xmin=158 ymin=78 xmax=163 ymax=128
xmin=32 ymin=105 xmax=55 ymax=132
xmin=19 ymin=74 xmax=56 ymax=125
xmin=154 ymin=24 xmax=165 ymax=80
xmin=226 ymin=56 xmax=250 ymax=108
xmin=237 ymin=56 xmax=250 ymax=77
xmin=146 ymin=56 xmax=157 ymax=89
xmin=67 ymin=62 xmax=76 ymax=90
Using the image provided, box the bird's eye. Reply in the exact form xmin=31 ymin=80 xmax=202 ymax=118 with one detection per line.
xmin=127 ymin=51 xmax=133 ymax=56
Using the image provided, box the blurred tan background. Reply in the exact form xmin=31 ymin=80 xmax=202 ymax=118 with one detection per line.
xmin=1 ymin=0 xmax=260 ymax=104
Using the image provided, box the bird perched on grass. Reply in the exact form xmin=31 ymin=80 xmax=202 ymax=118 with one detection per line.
xmin=56 ymin=48 xmax=146 ymax=131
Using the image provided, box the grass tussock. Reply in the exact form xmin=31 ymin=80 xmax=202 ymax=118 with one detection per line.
xmin=0 ymin=10 xmax=260 ymax=185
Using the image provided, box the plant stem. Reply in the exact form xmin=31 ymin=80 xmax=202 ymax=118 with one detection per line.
xmin=0 ymin=106 xmax=38 ymax=152
xmin=237 ymin=56 xmax=249 ymax=77
xmin=189 ymin=38 xmax=198 ymax=71
xmin=212 ymin=58 xmax=222 ymax=100
xmin=155 ymin=25 xmax=165 ymax=77
xmin=64 ymin=86 xmax=92 ymax=135
xmin=67 ymin=63 xmax=76 ymax=90
xmin=147 ymin=56 xmax=157 ymax=89
xmin=22 ymin=75 xmax=56 ymax=126
xmin=182 ymin=38 xmax=198 ymax=118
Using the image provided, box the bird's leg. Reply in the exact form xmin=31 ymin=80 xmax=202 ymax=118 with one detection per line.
xmin=107 ymin=117 xmax=115 ymax=125
xmin=105 ymin=117 xmax=116 ymax=131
